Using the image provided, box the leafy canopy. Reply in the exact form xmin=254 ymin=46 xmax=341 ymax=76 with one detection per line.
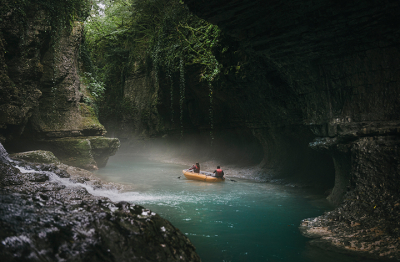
xmin=84 ymin=0 xmax=222 ymax=104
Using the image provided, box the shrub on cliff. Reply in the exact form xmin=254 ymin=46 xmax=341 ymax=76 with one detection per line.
xmin=84 ymin=0 xmax=223 ymax=130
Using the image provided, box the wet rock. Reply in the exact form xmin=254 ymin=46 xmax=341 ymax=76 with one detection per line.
xmin=0 ymin=143 xmax=9 ymax=163
xmin=300 ymin=136 xmax=400 ymax=260
xmin=10 ymin=150 xmax=60 ymax=164
xmin=0 ymin=143 xmax=200 ymax=261
xmin=88 ymin=136 xmax=120 ymax=168
xmin=29 ymin=173 xmax=49 ymax=182
xmin=53 ymin=169 xmax=70 ymax=178
xmin=0 ymin=189 xmax=200 ymax=262
xmin=69 ymin=177 xmax=89 ymax=184
xmin=0 ymin=157 xmax=23 ymax=186
xmin=41 ymin=136 xmax=120 ymax=170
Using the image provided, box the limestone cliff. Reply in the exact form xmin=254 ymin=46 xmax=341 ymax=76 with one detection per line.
xmin=0 ymin=2 xmax=45 ymax=143
xmin=0 ymin=1 xmax=119 ymax=169
xmin=28 ymin=21 xmax=105 ymax=139
xmin=103 ymin=70 xmax=162 ymax=139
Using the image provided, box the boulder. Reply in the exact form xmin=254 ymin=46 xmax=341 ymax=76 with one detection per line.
xmin=89 ymin=136 xmax=121 ymax=167
xmin=43 ymin=136 xmax=120 ymax=170
xmin=10 ymin=150 xmax=60 ymax=164
xmin=0 ymin=142 xmax=9 ymax=163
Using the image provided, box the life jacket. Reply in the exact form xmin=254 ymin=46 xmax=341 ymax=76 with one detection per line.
xmin=194 ymin=165 xmax=200 ymax=173
xmin=215 ymin=169 xmax=223 ymax=177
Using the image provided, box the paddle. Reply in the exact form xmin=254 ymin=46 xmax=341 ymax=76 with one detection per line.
xmin=226 ymin=175 xmax=236 ymax=182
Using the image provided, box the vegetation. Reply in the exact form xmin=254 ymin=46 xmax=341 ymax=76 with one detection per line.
xmin=1 ymin=0 xmax=91 ymax=32
xmin=84 ymin=0 xmax=223 ymax=131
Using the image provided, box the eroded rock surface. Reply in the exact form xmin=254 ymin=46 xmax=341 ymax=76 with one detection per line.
xmin=0 ymin=2 xmax=117 ymax=170
xmin=39 ymin=137 xmax=121 ymax=170
xmin=0 ymin=144 xmax=200 ymax=261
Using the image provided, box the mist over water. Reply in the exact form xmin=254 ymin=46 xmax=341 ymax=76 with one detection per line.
xmin=90 ymin=148 xmax=384 ymax=262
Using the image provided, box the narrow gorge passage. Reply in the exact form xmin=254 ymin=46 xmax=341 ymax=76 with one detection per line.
xmin=1 ymin=0 xmax=400 ymax=260
xmin=92 ymin=151 xmax=386 ymax=262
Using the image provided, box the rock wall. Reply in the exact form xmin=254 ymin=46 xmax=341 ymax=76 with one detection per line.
xmin=117 ymin=64 xmax=276 ymax=169
xmin=182 ymin=0 xmax=400 ymax=259
xmin=104 ymin=70 xmax=161 ymax=139
xmin=183 ymin=0 xmax=400 ymax=201
xmin=0 ymin=3 xmax=46 ymax=143
xmin=28 ymin=21 xmax=106 ymax=139
xmin=0 ymin=1 xmax=119 ymax=169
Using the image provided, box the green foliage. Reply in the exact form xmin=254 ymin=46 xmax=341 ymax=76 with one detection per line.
xmin=81 ymin=72 xmax=105 ymax=99
xmin=84 ymin=0 xmax=223 ymax=127
xmin=80 ymin=72 xmax=105 ymax=116
xmin=100 ymin=97 xmax=137 ymax=121
xmin=1 ymin=0 xmax=91 ymax=34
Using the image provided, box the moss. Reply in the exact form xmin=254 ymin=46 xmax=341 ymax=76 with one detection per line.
xmin=88 ymin=137 xmax=120 ymax=168
xmin=45 ymin=137 xmax=96 ymax=169
xmin=9 ymin=150 xmax=60 ymax=164
xmin=89 ymin=137 xmax=119 ymax=149
xmin=43 ymin=136 xmax=120 ymax=170
xmin=79 ymin=103 xmax=105 ymax=131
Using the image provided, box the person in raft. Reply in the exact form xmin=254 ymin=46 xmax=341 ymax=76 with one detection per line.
xmin=188 ymin=162 xmax=200 ymax=173
xmin=213 ymin=166 xmax=224 ymax=178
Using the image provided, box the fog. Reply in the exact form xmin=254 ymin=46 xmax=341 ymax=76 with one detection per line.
xmin=112 ymin=128 xmax=335 ymax=193
xmin=115 ymin=131 xmax=271 ymax=180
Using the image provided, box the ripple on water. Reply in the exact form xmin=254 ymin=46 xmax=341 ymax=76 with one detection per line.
xmin=91 ymin=155 xmax=386 ymax=262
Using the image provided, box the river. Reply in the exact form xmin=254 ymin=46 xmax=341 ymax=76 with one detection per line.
xmin=93 ymin=151 xmax=382 ymax=262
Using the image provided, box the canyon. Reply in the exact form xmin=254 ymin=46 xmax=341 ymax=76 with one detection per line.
xmin=1 ymin=0 xmax=400 ymax=260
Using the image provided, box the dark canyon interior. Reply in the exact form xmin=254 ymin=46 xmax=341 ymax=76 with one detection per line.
xmin=1 ymin=0 xmax=399 ymax=260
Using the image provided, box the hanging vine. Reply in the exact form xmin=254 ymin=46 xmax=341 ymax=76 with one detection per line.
xmin=208 ymin=81 xmax=214 ymax=145
xmin=84 ymin=0 xmax=226 ymax=137
xmin=179 ymin=57 xmax=185 ymax=137
xmin=166 ymin=62 xmax=175 ymax=124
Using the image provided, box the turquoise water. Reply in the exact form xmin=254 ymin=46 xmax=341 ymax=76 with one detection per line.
xmin=94 ymin=152 xmax=381 ymax=262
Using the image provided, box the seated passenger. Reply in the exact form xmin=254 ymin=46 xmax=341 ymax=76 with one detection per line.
xmin=188 ymin=162 xmax=200 ymax=173
xmin=213 ymin=166 xmax=224 ymax=178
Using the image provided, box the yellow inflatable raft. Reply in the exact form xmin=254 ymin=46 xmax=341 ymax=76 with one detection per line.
xmin=182 ymin=169 xmax=225 ymax=182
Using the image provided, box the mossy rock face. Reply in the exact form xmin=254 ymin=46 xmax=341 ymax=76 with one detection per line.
xmin=44 ymin=136 xmax=120 ymax=170
xmin=79 ymin=103 xmax=106 ymax=135
xmin=9 ymin=150 xmax=60 ymax=164
xmin=44 ymin=137 xmax=96 ymax=170
xmin=88 ymin=137 xmax=120 ymax=168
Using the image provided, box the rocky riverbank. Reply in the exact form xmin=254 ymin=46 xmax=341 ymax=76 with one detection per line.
xmin=300 ymin=210 xmax=400 ymax=261
xmin=0 ymin=144 xmax=200 ymax=261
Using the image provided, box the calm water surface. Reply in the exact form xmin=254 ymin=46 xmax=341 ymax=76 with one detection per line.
xmin=94 ymin=152 xmax=380 ymax=262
